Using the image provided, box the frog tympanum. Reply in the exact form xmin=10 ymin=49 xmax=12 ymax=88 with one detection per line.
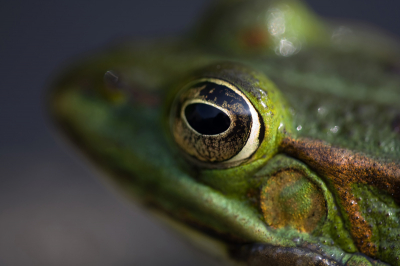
xmin=49 ymin=0 xmax=400 ymax=265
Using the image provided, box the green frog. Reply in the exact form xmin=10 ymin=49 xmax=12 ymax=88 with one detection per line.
xmin=48 ymin=0 xmax=400 ymax=265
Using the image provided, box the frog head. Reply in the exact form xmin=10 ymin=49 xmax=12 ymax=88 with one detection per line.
xmin=49 ymin=0 xmax=400 ymax=265
xmin=193 ymin=0 xmax=328 ymax=55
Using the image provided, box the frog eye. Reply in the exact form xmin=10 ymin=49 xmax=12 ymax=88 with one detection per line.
xmin=170 ymin=78 xmax=264 ymax=168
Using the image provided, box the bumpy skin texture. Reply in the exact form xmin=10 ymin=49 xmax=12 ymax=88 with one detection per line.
xmin=49 ymin=0 xmax=400 ymax=265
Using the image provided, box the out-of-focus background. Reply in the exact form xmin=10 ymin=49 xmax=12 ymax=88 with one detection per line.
xmin=1 ymin=1 xmax=400 ymax=265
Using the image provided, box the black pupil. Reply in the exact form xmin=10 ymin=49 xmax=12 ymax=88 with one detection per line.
xmin=185 ymin=103 xmax=231 ymax=135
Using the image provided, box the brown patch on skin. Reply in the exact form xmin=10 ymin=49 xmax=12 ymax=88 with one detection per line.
xmin=240 ymin=27 xmax=269 ymax=50
xmin=246 ymin=187 xmax=261 ymax=209
xmin=260 ymin=170 xmax=326 ymax=233
xmin=280 ymin=137 xmax=400 ymax=257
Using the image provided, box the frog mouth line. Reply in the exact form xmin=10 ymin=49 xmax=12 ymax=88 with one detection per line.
xmin=280 ymin=137 xmax=400 ymax=258
xmin=230 ymin=243 xmax=340 ymax=266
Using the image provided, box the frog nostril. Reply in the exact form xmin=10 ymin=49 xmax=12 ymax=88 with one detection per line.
xmin=391 ymin=114 xmax=400 ymax=134
xmin=103 ymin=70 xmax=160 ymax=106
xmin=104 ymin=70 xmax=121 ymax=88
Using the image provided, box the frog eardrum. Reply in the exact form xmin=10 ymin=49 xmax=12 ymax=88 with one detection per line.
xmin=170 ymin=78 xmax=264 ymax=167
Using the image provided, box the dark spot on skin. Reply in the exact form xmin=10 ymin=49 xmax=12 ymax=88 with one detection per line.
xmin=385 ymin=61 xmax=400 ymax=75
xmin=392 ymin=114 xmax=400 ymax=134
xmin=241 ymin=26 xmax=269 ymax=50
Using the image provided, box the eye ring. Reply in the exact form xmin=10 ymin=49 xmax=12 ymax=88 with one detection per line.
xmin=170 ymin=78 xmax=264 ymax=168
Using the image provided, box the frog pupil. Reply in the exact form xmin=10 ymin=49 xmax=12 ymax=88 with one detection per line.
xmin=185 ymin=103 xmax=230 ymax=135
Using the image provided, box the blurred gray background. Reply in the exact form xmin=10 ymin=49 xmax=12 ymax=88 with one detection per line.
xmin=1 ymin=1 xmax=400 ymax=265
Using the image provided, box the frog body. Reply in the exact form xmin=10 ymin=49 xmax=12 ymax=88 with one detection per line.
xmin=49 ymin=0 xmax=400 ymax=265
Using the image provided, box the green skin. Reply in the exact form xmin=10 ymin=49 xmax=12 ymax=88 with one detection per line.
xmin=49 ymin=0 xmax=400 ymax=265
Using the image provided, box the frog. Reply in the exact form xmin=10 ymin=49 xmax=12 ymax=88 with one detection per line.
xmin=48 ymin=0 xmax=400 ymax=265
